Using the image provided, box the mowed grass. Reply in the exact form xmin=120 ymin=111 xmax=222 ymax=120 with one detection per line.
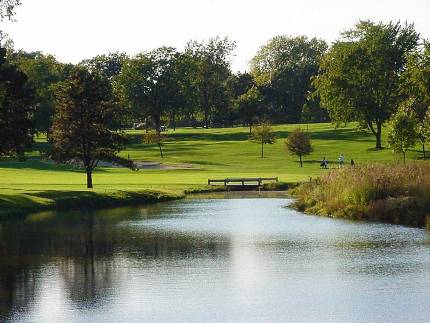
xmin=0 ymin=122 xmax=425 ymax=213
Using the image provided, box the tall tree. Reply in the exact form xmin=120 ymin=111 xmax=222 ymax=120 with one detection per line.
xmin=11 ymin=51 xmax=64 ymax=133
xmin=185 ymin=37 xmax=235 ymax=128
xmin=117 ymin=47 xmax=183 ymax=132
xmin=0 ymin=47 xmax=34 ymax=159
xmin=51 ymin=67 xmax=125 ymax=188
xmin=401 ymin=42 xmax=430 ymax=118
xmin=313 ymin=21 xmax=419 ymax=149
xmin=250 ymin=36 xmax=327 ymax=123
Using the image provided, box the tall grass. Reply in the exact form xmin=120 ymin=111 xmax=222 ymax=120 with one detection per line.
xmin=291 ymin=162 xmax=430 ymax=227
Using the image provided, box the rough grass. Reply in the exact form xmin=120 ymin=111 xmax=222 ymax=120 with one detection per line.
xmin=290 ymin=162 xmax=430 ymax=227
xmin=1 ymin=122 xmax=427 ymax=216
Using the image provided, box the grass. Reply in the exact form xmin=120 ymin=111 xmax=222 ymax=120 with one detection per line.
xmin=0 ymin=122 xmax=427 ymax=215
xmin=290 ymin=162 xmax=430 ymax=227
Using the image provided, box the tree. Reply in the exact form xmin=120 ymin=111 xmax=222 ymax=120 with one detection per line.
xmin=249 ymin=123 xmax=276 ymax=158
xmin=387 ymin=106 xmax=417 ymax=163
xmin=401 ymin=42 xmax=430 ymax=118
xmin=80 ymin=52 xmax=127 ymax=80
xmin=117 ymin=47 xmax=183 ymax=133
xmin=185 ymin=37 xmax=235 ymax=128
xmin=0 ymin=0 xmax=21 ymax=21
xmin=250 ymin=35 xmax=327 ymax=123
xmin=51 ymin=67 xmax=125 ymax=188
xmin=11 ymin=51 xmax=64 ymax=134
xmin=285 ymin=128 xmax=313 ymax=168
xmin=0 ymin=47 xmax=35 ymax=159
xmin=313 ymin=21 xmax=419 ymax=149
xmin=234 ymin=86 xmax=265 ymax=134
xmin=143 ymin=131 xmax=166 ymax=158
xmin=417 ymin=108 xmax=430 ymax=160
xmin=401 ymin=42 xmax=430 ymax=158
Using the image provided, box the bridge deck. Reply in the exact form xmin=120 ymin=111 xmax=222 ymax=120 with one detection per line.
xmin=208 ymin=177 xmax=278 ymax=187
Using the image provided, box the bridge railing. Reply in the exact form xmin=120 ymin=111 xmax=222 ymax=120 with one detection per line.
xmin=208 ymin=177 xmax=278 ymax=186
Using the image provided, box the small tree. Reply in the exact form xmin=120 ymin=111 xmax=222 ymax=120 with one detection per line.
xmin=51 ymin=67 xmax=125 ymax=188
xmin=417 ymin=108 xmax=430 ymax=160
xmin=387 ymin=107 xmax=417 ymax=163
xmin=144 ymin=131 xmax=166 ymax=158
xmin=249 ymin=123 xmax=276 ymax=158
xmin=285 ymin=128 xmax=313 ymax=167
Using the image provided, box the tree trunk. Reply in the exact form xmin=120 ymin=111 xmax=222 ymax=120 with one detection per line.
xmin=86 ymin=169 xmax=93 ymax=189
xmin=423 ymin=143 xmax=426 ymax=160
xmin=158 ymin=143 xmax=164 ymax=158
xmin=299 ymin=155 xmax=303 ymax=168
xmin=375 ymin=122 xmax=382 ymax=150
xmin=403 ymin=151 xmax=406 ymax=164
xmin=249 ymin=124 xmax=252 ymax=135
xmin=204 ymin=109 xmax=209 ymax=129
xmin=171 ymin=114 xmax=176 ymax=131
xmin=261 ymin=142 xmax=264 ymax=158
xmin=153 ymin=114 xmax=161 ymax=133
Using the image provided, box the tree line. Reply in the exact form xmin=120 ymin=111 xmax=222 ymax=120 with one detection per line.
xmin=1 ymin=14 xmax=430 ymax=186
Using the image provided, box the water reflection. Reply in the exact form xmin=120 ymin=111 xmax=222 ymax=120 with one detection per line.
xmin=0 ymin=197 xmax=430 ymax=322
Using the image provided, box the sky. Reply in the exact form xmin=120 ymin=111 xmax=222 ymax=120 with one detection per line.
xmin=2 ymin=0 xmax=430 ymax=72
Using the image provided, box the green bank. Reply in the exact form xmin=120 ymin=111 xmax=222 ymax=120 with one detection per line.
xmin=0 ymin=122 xmax=426 ymax=216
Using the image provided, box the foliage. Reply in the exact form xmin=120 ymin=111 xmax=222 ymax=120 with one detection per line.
xmin=285 ymin=128 xmax=313 ymax=167
xmin=80 ymin=52 xmax=128 ymax=80
xmin=11 ymin=51 xmax=65 ymax=133
xmin=234 ymin=86 xmax=265 ymax=134
xmin=185 ymin=37 xmax=235 ymax=128
xmin=51 ymin=67 xmax=125 ymax=188
xmin=143 ymin=130 xmax=166 ymax=158
xmin=417 ymin=108 xmax=430 ymax=159
xmin=117 ymin=47 xmax=189 ymax=131
xmin=291 ymin=162 xmax=430 ymax=227
xmin=251 ymin=35 xmax=327 ymax=123
xmin=387 ymin=106 xmax=417 ymax=163
xmin=249 ymin=123 xmax=277 ymax=158
xmin=0 ymin=47 xmax=35 ymax=159
xmin=313 ymin=21 xmax=419 ymax=149
xmin=0 ymin=0 xmax=20 ymax=21
xmin=401 ymin=42 xmax=430 ymax=119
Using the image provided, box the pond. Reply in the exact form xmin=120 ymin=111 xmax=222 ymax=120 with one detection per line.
xmin=1 ymin=192 xmax=430 ymax=322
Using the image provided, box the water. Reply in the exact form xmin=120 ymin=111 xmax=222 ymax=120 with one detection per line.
xmin=1 ymin=192 xmax=430 ymax=322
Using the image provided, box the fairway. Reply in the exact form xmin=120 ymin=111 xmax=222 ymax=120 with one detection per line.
xmin=1 ymin=122 xmax=422 ymax=193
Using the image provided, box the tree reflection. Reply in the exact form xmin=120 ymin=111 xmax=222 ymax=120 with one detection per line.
xmin=0 ymin=205 xmax=231 ymax=319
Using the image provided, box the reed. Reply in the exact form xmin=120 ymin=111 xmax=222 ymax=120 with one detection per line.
xmin=291 ymin=162 xmax=430 ymax=227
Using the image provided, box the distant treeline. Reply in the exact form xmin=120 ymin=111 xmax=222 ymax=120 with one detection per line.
xmin=1 ymin=19 xmax=430 ymax=158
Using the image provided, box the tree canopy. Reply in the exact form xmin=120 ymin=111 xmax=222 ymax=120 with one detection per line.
xmin=51 ymin=67 xmax=125 ymax=188
xmin=387 ymin=106 xmax=417 ymax=163
xmin=313 ymin=21 xmax=419 ymax=149
xmin=285 ymin=128 xmax=313 ymax=168
xmin=251 ymin=35 xmax=328 ymax=123
xmin=0 ymin=47 xmax=35 ymax=159
xmin=249 ymin=123 xmax=277 ymax=158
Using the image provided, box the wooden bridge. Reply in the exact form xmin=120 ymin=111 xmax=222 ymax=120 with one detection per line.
xmin=208 ymin=177 xmax=278 ymax=187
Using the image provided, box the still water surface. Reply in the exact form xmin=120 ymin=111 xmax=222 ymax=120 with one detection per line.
xmin=1 ymin=192 xmax=430 ymax=322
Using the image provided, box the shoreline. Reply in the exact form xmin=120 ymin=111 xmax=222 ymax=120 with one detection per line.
xmin=0 ymin=182 xmax=291 ymax=218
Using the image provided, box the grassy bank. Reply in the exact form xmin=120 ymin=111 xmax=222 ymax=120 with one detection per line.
xmin=0 ymin=122 xmax=427 ymax=217
xmin=0 ymin=188 xmax=187 ymax=217
xmin=290 ymin=162 xmax=430 ymax=227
